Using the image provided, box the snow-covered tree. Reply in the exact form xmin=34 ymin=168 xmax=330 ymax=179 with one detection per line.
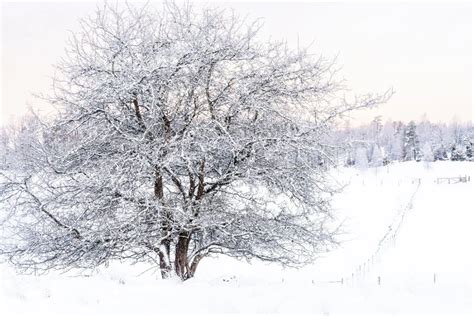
xmin=379 ymin=119 xmax=396 ymax=162
xmin=370 ymin=144 xmax=383 ymax=167
xmin=0 ymin=3 xmax=390 ymax=280
xmin=465 ymin=138 xmax=473 ymax=161
xmin=421 ymin=143 xmax=434 ymax=169
xmin=0 ymin=128 xmax=9 ymax=169
xmin=355 ymin=147 xmax=369 ymax=170
xmin=416 ymin=115 xmax=433 ymax=145
xmin=402 ymin=121 xmax=420 ymax=161
xmin=369 ymin=115 xmax=383 ymax=145
xmin=390 ymin=121 xmax=405 ymax=161
xmin=450 ymin=144 xmax=466 ymax=161
xmin=0 ymin=114 xmax=44 ymax=171
xmin=421 ymin=143 xmax=434 ymax=162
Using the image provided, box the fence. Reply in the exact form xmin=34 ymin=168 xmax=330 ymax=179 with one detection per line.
xmin=335 ymin=181 xmax=422 ymax=286
xmin=436 ymin=175 xmax=470 ymax=184
xmin=314 ymin=272 xmax=439 ymax=286
xmin=314 ymin=173 xmax=470 ymax=287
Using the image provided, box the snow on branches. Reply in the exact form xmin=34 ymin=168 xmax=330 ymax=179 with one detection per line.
xmin=0 ymin=2 xmax=390 ymax=280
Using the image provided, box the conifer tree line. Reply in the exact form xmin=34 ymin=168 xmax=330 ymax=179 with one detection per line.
xmin=2 ymin=115 xmax=472 ymax=171
xmin=332 ymin=116 xmax=474 ymax=168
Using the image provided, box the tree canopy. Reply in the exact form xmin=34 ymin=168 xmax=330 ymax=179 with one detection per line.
xmin=0 ymin=2 xmax=390 ymax=280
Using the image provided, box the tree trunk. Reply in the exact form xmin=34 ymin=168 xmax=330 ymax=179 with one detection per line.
xmin=158 ymin=240 xmax=171 ymax=279
xmin=174 ymin=231 xmax=191 ymax=280
xmin=154 ymin=168 xmax=172 ymax=279
xmin=173 ymin=231 xmax=206 ymax=280
xmin=188 ymin=253 xmax=204 ymax=278
xmin=172 ymin=159 xmax=206 ymax=280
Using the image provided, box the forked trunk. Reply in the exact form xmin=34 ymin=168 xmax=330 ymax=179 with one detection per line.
xmin=171 ymin=230 xmax=205 ymax=280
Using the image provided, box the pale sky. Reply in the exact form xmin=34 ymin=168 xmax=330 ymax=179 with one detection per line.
xmin=1 ymin=1 xmax=472 ymax=126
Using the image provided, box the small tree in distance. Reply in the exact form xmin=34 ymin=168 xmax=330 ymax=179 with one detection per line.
xmin=422 ymin=143 xmax=434 ymax=169
xmin=355 ymin=147 xmax=369 ymax=171
xmin=370 ymin=145 xmax=383 ymax=167
xmin=0 ymin=3 xmax=391 ymax=280
xmin=403 ymin=121 xmax=420 ymax=161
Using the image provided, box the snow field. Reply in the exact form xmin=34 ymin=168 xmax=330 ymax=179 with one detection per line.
xmin=1 ymin=161 xmax=472 ymax=315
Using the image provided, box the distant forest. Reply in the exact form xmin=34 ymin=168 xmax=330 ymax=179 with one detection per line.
xmin=1 ymin=115 xmax=473 ymax=170
xmin=331 ymin=116 xmax=474 ymax=168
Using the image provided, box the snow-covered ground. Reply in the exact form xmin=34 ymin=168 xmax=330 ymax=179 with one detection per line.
xmin=1 ymin=161 xmax=472 ymax=315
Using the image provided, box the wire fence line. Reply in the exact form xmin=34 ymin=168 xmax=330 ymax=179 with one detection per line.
xmin=335 ymin=180 xmax=423 ymax=286
xmin=313 ymin=172 xmax=472 ymax=286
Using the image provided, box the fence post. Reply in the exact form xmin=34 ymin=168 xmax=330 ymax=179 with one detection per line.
xmin=433 ymin=273 xmax=436 ymax=284
xmin=377 ymin=276 xmax=381 ymax=285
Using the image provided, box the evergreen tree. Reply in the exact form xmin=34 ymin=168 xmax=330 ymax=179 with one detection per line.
xmin=402 ymin=121 xmax=420 ymax=161
xmin=450 ymin=144 xmax=466 ymax=161
xmin=463 ymin=137 xmax=473 ymax=160
xmin=433 ymin=145 xmax=448 ymax=161
xmin=466 ymin=142 xmax=473 ymax=160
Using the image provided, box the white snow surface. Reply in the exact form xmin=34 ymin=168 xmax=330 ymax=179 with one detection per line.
xmin=1 ymin=161 xmax=472 ymax=315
